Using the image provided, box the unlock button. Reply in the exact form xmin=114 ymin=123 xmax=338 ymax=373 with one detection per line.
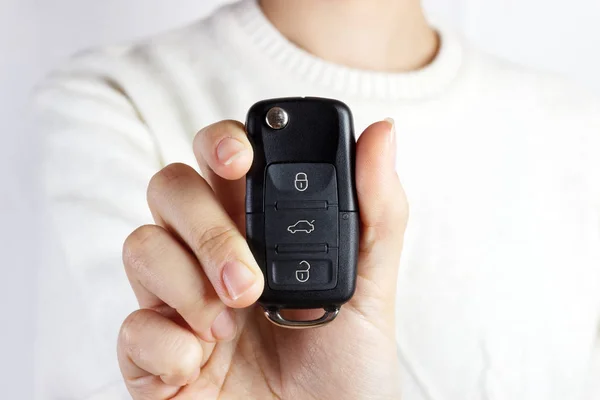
xmin=269 ymin=258 xmax=335 ymax=290
xmin=295 ymin=260 xmax=311 ymax=282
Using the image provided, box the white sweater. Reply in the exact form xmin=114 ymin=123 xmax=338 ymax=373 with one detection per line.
xmin=32 ymin=0 xmax=600 ymax=399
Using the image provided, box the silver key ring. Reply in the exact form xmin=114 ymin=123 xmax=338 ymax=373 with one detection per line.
xmin=263 ymin=306 xmax=340 ymax=329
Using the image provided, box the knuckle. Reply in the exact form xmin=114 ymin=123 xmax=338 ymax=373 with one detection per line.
xmin=400 ymin=201 xmax=409 ymax=223
xmin=158 ymin=162 xmax=195 ymax=181
xmin=391 ymin=199 xmax=409 ymax=227
xmin=119 ymin=309 xmax=150 ymax=350
xmin=194 ymin=224 xmax=238 ymax=261
xmin=212 ymin=120 xmax=245 ymax=139
xmin=390 ymin=191 xmax=410 ymax=227
xmin=359 ymin=225 xmax=379 ymax=254
xmin=147 ymin=163 xmax=195 ymax=201
xmin=122 ymin=225 xmax=163 ymax=273
xmin=360 ymin=197 xmax=409 ymax=255
xmin=169 ymin=335 xmax=203 ymax=377
xmin=208 ymin=120 xmax=245 ymax=139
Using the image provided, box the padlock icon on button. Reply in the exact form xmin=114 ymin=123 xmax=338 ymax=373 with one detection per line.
xmin=294 ymin=172 xmax=309 ymax=192
xmin=295 ymin=261 xmax=311 ymax=283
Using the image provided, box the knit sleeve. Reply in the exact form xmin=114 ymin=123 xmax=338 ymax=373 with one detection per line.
xmin=582 ymin=106 xmax=600 ymax=400
xmin=31 ymin=51 xmax=162 ymax=399
xmin=577 ymin=93 xmax=600 ymax=400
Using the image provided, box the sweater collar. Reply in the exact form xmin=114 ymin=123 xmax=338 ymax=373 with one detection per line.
xmin=224 ymin=0 xmax=464 ymax=101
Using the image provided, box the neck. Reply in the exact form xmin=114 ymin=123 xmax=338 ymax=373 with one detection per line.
xmin=259 ymin=0 xmax=439 ymax=72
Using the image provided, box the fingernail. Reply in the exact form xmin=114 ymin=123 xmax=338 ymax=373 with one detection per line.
xmin=384 ymin=118 xmax=397 ymax=166
xmin=211 ymin=309 xmax=237 ymax=341
xmin=384 ymin=118 xmax=396 ymax=145
xmin=222 ymin=260 xmax=257 ymax=300
xmin=216 ymin=137 xmax=247 ymax=166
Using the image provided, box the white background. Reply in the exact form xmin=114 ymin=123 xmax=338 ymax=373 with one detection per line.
xmin=1 ymin=0 xmax=599 ymax=397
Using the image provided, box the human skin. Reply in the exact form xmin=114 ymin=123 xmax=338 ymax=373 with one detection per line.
xmin=260 ymin=0 xmax=438 ymax=71
xmin=119 ymin=119 xmax=408 ymax=399
xmin=117 ymin=1 xmax=432 ymax=398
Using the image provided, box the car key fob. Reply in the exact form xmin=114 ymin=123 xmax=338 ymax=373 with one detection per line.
xmin=245 ymin=97 xmax=360 ymax=328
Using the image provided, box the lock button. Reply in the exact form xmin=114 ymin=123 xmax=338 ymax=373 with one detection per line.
xmin=294 ymin=173 xmax=309 ymax=191
xmin=264 ymin=163 xmax=338 ymax=206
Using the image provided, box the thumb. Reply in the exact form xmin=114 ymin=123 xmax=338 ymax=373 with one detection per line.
xmin=349 ymin=119 xmax=408 ymax=323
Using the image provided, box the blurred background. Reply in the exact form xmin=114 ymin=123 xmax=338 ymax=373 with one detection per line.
xmin=1 ymin=0 xmax=599 ymax=397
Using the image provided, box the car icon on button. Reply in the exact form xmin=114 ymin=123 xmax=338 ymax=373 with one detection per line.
xmin=287 ymin=220 xmax=315 ymax=234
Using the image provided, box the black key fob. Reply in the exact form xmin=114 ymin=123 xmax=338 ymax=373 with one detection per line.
xmin=245 ymin=97 xmax=359 ymax=328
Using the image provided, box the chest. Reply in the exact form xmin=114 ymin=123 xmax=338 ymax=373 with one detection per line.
xmin=389 ymin=116 xmax=600 ymax=398
xmin=173 ymin=91 xmax=599 ymax=395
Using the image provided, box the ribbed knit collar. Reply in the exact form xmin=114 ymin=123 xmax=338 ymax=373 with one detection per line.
xmin=223 ymin=0 xmax=464 ymax=101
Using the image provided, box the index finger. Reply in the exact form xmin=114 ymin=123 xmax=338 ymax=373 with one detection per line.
xmin=193 ymin=120 xmax=253 ymax=228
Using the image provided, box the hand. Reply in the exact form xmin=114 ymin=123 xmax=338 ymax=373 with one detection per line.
xmin=118 ymin=119 xmax=408 ymax=399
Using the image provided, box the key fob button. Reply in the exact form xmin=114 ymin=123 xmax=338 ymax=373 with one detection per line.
xmin=267 ymin=248 xmax=339 ymax=291
xmin=264 ymin=207 xmax=339 ymax=248
xmin=271 ymin=259 xmax=333 ymax=287
xmin=265 ymin=163 xmax=338 ymax=206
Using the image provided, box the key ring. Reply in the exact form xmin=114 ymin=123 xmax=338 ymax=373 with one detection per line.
xmin=263 ymin=306 xmax=340 ymax=329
